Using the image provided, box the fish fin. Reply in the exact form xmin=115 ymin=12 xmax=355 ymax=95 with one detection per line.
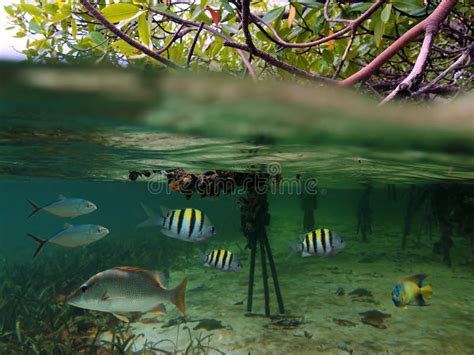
xmin=58 ymin=194 xmax=66 ymax=200
xmin=27 ymin=199 xmax=42 ymax=218
xmin=420 ymin=284 xmax=433 ymax=300
xmin=302 ymin=251 xmax=312 ymax=257
xmin=414 ymin=293 xmax=426 ymax=306
xmin=113 ymin=266 xmax=148 ymax=272
xmin=150 ymin=303 xmax=167 ymax=315
xmin=197 ymin=249 xmax=207 ymax=263
xmin=26 ymin=233 xmax=48 ymax=258
xmin=136 ymin=203 xmax=163 ymax=229
xmin=160 ymin=206 xmax=171 ymax=217
xmin=399 ymin=274 xmax=428 ymax=286
xmin=112 ymin=313 xmax=130 ymax=322
xmin=152 ymin=270 xmax=169 ymax=288
xmin=171 ymin=277 xmax=187 ymax=315
xmin=286 ymin=241 xmax=301 ymax=258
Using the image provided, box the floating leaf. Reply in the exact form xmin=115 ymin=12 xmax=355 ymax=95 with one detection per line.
xmin=207 ymin=6 xmax=220 ymax=26
xmin=137 ymin=13 xmax=150 ymax=47
xmin=287 ymin=5 xmax=296 ymax=28
xmin=101 ymin=3 xmax=140 ymax=23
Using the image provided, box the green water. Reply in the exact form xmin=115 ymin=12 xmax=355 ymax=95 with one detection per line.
xmin=0 ymin=63 xmax=473 ymax=354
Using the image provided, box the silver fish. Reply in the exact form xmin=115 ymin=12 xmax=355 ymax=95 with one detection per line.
xmin=200 ymin=249 xmax=242 ymax=272
xmin=27 ymin=195 xmax=97 ymax=218
xmin=137 ymin=203 xmax=216 ymax=242
xmin=27 ymin=223 xmax=109 ymax=258
xmin=288 ymin=228 xmax=346 ymax=257
xmin=67 ymin=266 xmax=187 ymax=322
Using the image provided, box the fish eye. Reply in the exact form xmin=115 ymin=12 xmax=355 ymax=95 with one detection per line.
xmin=80 ymin=285 xmax=88 ymax=293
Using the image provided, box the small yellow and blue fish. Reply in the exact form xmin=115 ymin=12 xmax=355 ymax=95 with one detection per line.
xmin=137 ymin=203 xmax=216 ymax=242
xmin=392 ymin=274 xmax=432 ymax=307
xmin=27 ymin=195 xmax=97 ymax=218
xmin=200 ymin=249 xmax=242 ymax=272
xmin=287 ymin=228 xmax=346 ymax=257
xmin=67 ymin=266 xmax=187 ymax=322
xmin=27 ymin=223 xmax=109 ymax=258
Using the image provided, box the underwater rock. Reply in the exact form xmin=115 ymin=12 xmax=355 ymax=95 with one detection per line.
xmin=349 ymin=288 xmax=373 ymax=298
xmin=293 ymin=330 xmax=312 ymax=338
xmin=333 ymin=318 xmax=356 ymax=327
xmin=193 ymin=318 xmax=226 ymax=331
xmin=264 ymin=316 xmax=306 ymax=330
xmin=335 ymin=287 xmax=345 ymax=296
xmin=161 ymin=316 xmax=188 ymax=328
xmin=359 ymin=310 xmax=391 ymax=329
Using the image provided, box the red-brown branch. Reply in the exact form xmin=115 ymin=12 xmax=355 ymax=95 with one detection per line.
xmin=341 ymin=0 xmax=458 ymax=88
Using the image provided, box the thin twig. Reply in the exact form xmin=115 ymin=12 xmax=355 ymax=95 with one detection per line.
xmin=79 ymin=0 xmax=181 ymax=69
xmin=186 ymin=22 xmax=204 ymax=68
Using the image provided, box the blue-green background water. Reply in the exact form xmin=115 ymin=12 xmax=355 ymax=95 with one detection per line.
xmin=0 ymin=63 xmax=473 ymax=353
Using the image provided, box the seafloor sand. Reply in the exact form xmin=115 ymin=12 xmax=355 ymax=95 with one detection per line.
xmin=100 ymin=234 xmax=474 ymax=354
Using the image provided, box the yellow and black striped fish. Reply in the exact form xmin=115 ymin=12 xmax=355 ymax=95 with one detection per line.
xmin=138 ymin=204 xmax=216 ymax=242
xmin=288 ymin=228 xmax=346 ymax=257
xmin=201 ymin=249 xmax=242 ymax=272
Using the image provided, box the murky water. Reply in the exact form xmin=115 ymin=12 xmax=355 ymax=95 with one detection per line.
xmin=0 ymin=63 xmax=473 ymax=353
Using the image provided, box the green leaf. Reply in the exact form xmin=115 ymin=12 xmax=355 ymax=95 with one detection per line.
xmin=381 ymin=4 xmax=392 ymax=24
xmin=21 ymin=4 xmax=42 ymax=17
xmin=137 ymin=13 xmax=150 ymax=47
xmin=90 ymin=31 xmax=106 ymax=45
xmin=373 ymin=18 xmax=385 ymax=47
xmin=262 ymin=6 xmax=285 ymax=23
xmin=392 ymin=0 xmax=426 ymax=16
xmin=101 ymin=3 xmax=140 ymax=23
xmin=29 ymin=21 xmax=42 ymax=34
xmin=4 ymin=6 xmax=16 ymax=16
xmin=51 ymin=8 xmax=71 ymax=23
xmin=295 ymin=1 xmax=322 ymax=9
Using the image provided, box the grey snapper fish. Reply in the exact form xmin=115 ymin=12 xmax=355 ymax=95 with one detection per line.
xmin=67 ymin=266 xmax=187 ymax=322
xmin=200 ymin=249 xmax=242 ymax=272
xmin=27 ymin=195 xmax=97 ymax=218
xmin=27 ymin=223 xmax=109 ymax=258
xmin=137 ymin=203 xmax=216 ymax=242
xmin=288 ymin=228 xmax=346 ymax=257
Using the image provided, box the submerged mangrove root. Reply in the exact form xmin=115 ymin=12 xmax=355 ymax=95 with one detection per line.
xmin=357 ymin=184 xmax=373 ymax=242
xmin=300 ymin=184 xmax=317 ymax=231
xmin=431 ymin=185 xmax=454 ymax=266
xmin=401 ymin=186 xmax=429 ymax=250
xmin=241 ymin=189 xmax=285 ymax=316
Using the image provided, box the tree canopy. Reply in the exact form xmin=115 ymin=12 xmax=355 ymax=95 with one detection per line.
xmin=5 ymin=0 xmax=473 ymax=103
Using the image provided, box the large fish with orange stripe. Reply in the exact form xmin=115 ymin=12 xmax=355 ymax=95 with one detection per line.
xmin=137 ymin=203 xmax=216 ymax=242
xmin=288 ymin=228 xmax=346 ymax=257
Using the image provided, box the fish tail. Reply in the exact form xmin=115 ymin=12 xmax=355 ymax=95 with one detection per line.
xmin=197 ymin=249 xmax=207 ymax=263
xmin=27 ymin=199 xmax=42 ymax=218
xmin=420 ymin=284 xmax=433 ymax=300
xmin=286 ymin=240 xmax=301 ymax=258
xmin=26 ymin=233 xmax=48 ymax=258
xmin=171 ymin=277 xmax=187 ymax=315
xmin=136 ymin=203 xmax=163 ymax=229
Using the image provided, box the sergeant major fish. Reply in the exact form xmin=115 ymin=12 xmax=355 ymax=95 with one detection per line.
xmin=288 ymin=228 xmax=346 ymax=257
xmin=137 ymin=203 xmax=216 ymax=242
xmin=392 ymin=274 xmax=433 ymax=308
xmin=27 ymin=195 xmax=97 ymax=218
xmin=67 ymin=266 xmax=187 ymax=322
xmin=27 ymin=224 xmax=109 ymax=258
xmin=200 ymin=249 xmax=242 ymax=272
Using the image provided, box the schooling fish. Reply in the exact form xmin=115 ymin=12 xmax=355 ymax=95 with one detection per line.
xmin=392 ymin=274 xmax=432 ymax=308
xmin=27 ymin=224 xmax=109 ymax=258
xmin=67 ymin=266 xmax=187 ymax=322
xmin=200 ymin=249 xmax=242 ymax=272
xmin=137 ymin=203 xmax=216 ymax=242
xmin=287 ymin=228 xmax=346 ymax=257
xmin=27 ymin=195 xmax=97 ymax=218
